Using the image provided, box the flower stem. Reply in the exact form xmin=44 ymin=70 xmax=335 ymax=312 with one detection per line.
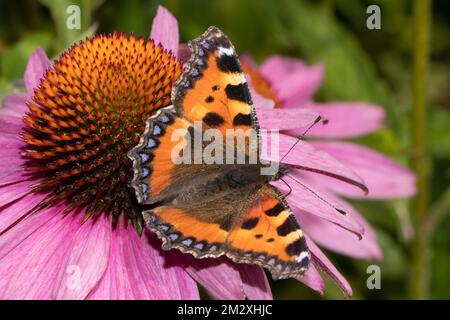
xmin=409 ymin=0 xmax=432 ymax=300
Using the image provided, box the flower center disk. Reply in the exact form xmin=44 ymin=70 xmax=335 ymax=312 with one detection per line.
xmin=21 ymin=33 xmax=181 ymax=228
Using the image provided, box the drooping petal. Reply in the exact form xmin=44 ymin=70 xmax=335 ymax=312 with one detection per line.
xmin=309 ymin=142 xmax=416 ymax=199
xmin=239 ymin=265 xmax=272 ymax=300
xmin=0 ymin=115 xmax=24 ymax=134
xmin=263 ymin=133 xmax=367 ymax=193
xmin=174 ymin=254 xmax=246 ymax=300
xmin=0 ymin=180 xmax=33 ymax=208
xmin=290 ymin=102 xmax=385 ymax=138
xmin=24 ymin=48 xmax=51 ymax=94
xmin=272 ymin=177 xmax=364 ymax=237
xmin=0 ymin=203 xmax=80 ymax=299
xmin=260 ymin=55 xmax=323 ymax=108
xmin=86 ymin=228 xmax=198 ymax=300
xmin=256 ymin=107 xmax=321 ymax=131
xmin=0 ymin=134 xmax=28 ymax=187
xmin=306 ymin=236 xmax=353 ymax=297
xmin=52 ymin=213 xmax=112 ymax=299
xmin=298 ymin=210 xmax=382 ymax=260
xmin=297 ymin=264 xmax=325 ymax=295
xmin=150 ymin=5 xmax=179 ymax=57
xmin=0 ymin=191 xmax=47 ymax=234
xmin=0 ymin=93 xmax=29 ymax=118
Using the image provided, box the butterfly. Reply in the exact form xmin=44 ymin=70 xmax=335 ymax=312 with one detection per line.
xmin=128 ymin=26 xmax=310 ymax=279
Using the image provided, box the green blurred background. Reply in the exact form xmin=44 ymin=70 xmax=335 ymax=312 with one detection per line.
xmin=0 ymin=0 xmax=448 ymax=299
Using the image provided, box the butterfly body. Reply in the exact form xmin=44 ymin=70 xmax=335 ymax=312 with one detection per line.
xmin=128 ymin=27 xmax=310 ymax=279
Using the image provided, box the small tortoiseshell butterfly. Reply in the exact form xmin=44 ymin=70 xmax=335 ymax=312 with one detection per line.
xmin=128 ymin=26 xmax=310 ymax=279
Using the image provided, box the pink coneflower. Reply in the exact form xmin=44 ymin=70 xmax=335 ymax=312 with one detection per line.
xmin=0 ymin=5 xmax=415 ymax=300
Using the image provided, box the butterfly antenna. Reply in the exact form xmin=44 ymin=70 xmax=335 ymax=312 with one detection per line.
xmin=285 ymin=174 xmax=348 ymax=216
xmin=279 ymin=116 xmax=323 ymax=163
xmin=279 ymin=177 xmax=293 ymax=198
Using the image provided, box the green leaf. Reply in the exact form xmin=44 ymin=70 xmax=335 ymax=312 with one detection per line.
xmin=1 ymin=32 xmax=52 ymax=82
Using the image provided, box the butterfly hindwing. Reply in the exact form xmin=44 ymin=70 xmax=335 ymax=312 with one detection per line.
xmin=225 ymin=185 xmax=309 ymax=279
xmin=142 ymin=185 xmax=309 ymax=280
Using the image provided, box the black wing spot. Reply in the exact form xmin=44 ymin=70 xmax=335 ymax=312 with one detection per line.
xmin=233 ymin=113 xmax=252 ymax=126
xmin=266 ymin=238 xmax=274 ymax=243
xmin=255 ymin=234 xmax=263 ymax=239
xmin=285 ymin=239 xmax=306 ymax=256
xmin=277 ymin=218 xmax=298 ymax=236
xmin=265 ymin=203 xmax=284 ymax=217
xmin=203 ymin=112 xmax=225 ymax=127
xmin=205 ymin=96 xmax=215 ymax=103
xmin=219 ymin=218 xmax=233 ymax=232
xmin=216 ymin=54 xmax=242 ymax=73
xmin=241 ymin=217 xmax=259 ymax=230
xmin=212 ymin=85 xmax=220 ymax=91
xmin=225 ymin=83 xmax=252 ymax=104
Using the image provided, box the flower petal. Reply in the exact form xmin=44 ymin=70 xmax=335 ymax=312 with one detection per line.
xmin=263 ymin=133 xmax=367 ymax=193
xmin=256 ymin=107 xmax=321 ymax=131
xmin=24 ymin=48 xmax=51 ymax=94
xmin=0 ymin=115 xmax=24 ymax=134
xmin=292 ymin=102 xmax=385 ymax=138
xmin=0 ymin=192 xmax=46 ymax=234
xmin=86 ymin=227 xmax=198 ymax=300
xmin=299 ymin=209 xmax=382 ymax=260
xmin=0 ymin=180 xmax=33 ymax=208
xmin=306 ymin=236 xmax=353 ymax=297
xmin=150 ymin=5 xmax=179 ymax=57
xmin=0 ymin=93 xmax=29 ymax=118
xmin=297 ymin=264 xmax=324 ymax=295
xmin=309 ymin=142 xmax=416 ymax=199
xmin=0 ymin=203 xmax=77 ymax=299
xmin=174 ymin=254 xmax=245 ymax=300
xmin=260 ymin=55 xmax=323 ymax=108
xmin=239 ymin=265 xmax=272 ymax=300
xmin=272 ymin=176 xmax=365 ymax=237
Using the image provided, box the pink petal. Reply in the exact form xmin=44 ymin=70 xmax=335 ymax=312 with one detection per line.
xmin=0 ymin=115 xmax=24 ymax=134
xmin=309 ymin=142 xmax=416 ymax=199
xmin=263 ymin=133 xmax=367 ymax=193
xmin=150 ymin=5 xmax=179 ymax=57
xmin=87 ymin=227 xmax=198 ymax=300
xmin=272 ymin=176 xmax=365 ymax=237
xmin=260 ymin=55 xmax=324 ymax=108
xmin=174 ymin=255 xmax=246 ymax=300
xmin=0 ymin=203 xmax=78 ymax=299
xmin=0 ymin=180 xmax=33 ymax=208
xmin=24 ymin=48 xmax=51 ymax=94
xmin=0 ymin=191 xmax=46 ymax=234
xmin=292 ymin=102 xmax=385 ymax=138
xmin=239 ymin=265 xmax=272 ymax=300
xmin=307 ymin=236 xmax=353 ymax=297
xmin=256 ymin=107 xmax=321 ymax=131
xmin=299 ymin=209 xmax=382 ymax=260
xmin=0 ymin=93 xmax=29 ymax=118
xmin=297 ymin=264 xmax=325 ymax=295
xmin=51 ymin=214 xmax=112 ymax=299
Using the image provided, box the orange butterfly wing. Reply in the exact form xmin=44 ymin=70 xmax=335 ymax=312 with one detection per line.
xmin=142 ymin=185 xmax=309 ymax=280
